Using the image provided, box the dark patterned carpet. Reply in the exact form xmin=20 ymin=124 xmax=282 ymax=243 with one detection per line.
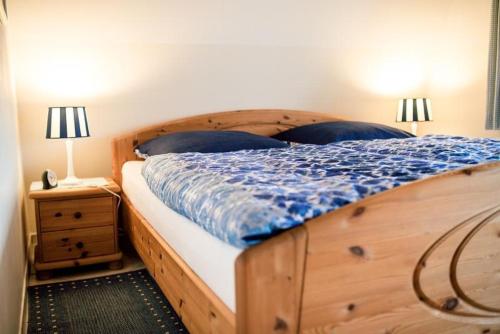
xmin=28 ymin=269 xmax=188 ymax=334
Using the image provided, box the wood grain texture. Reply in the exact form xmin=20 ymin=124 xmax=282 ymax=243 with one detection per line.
xmin=235 ymin=226 xmax=308 ymax=334
xmin=451 ymin=209 xmax=500 ymax=314
xmin=112 ymin=110 xmax=500 ymax=333
xmin=413 ymin=206 xmax=500 ymax=325
xmin=112 ymin=109 xmax=341 ymax=184
xmin=300 ymin=162 xmax=500 ymax=334
xmin=29 ymin=178 xmax=120 ymax=200
xmin=39 ymin=197 xmax=114 ymax=232
xmin=41 ymin=225 xmax=115 ymax=262
xmin=30 ymin=179 xmax=122 ymax=276
xmin=121 ymin=195 xmax=236 ymax=334
xmin=34 ymin=249 xmax=122 ymax=271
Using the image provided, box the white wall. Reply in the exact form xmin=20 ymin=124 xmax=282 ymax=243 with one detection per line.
xmin=7 ymin=0 xmax=499 ymax=234
xmin=0 ymin=9 xmax=27 ymax=334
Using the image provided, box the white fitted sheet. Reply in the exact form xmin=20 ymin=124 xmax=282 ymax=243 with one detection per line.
xmin=122 ymin=161 xmax=242 ymax=312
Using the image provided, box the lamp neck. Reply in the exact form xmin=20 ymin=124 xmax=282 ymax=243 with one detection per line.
xmin=60 ymin=139 xmax=81 ymax=186
xmin=65 ymin=140 xmax=75 ymax=178
xmin=411 ymin=122 xmax=418 ymax=136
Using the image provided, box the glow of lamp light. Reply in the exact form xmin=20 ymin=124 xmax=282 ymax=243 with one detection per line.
xmin=37 ymin=58 xmax=106 ymax=98
xmin=360 ymin=56 xmax=425 ymax=96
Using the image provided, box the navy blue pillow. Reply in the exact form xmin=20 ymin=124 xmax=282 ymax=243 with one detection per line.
xmin=136 ymin=130 xmax=289 ymax=157
xmin=272 ymin=121 xmax=414 ymax=144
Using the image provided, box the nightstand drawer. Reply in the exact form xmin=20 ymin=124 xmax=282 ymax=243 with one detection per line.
xmin=41 ymin=225 xmax=116 ymax=262
xmin=39 ymin=197 xmax=114 ymax=232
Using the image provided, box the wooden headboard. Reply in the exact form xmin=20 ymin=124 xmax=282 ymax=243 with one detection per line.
xmin=112 ymin=109 xmax=341 ymax=184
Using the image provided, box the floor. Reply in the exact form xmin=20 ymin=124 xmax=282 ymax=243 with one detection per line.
xmin=23 ymin=246 xmax=145 ymax=333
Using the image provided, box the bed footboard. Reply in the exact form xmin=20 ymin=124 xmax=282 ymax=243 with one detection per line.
xmin=235 ymin=162 xmax=500 ymax=334
xmin=300 ymin=163 xmax=500 ymax=333
xmin=236 ymin=226 xmax=308 ymax=333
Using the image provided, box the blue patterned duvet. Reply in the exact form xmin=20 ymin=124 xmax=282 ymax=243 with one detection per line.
xmin=142 ymin=135 xmax=500 ymax=248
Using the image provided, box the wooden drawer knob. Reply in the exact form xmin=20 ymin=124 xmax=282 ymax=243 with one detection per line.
xmin=54 ymin=212 xmax=62 ymax=218
xmin=76 ymin=241 xmax=84 ymax=249
xmin=73 ymin=212 xmax=82 ymax=219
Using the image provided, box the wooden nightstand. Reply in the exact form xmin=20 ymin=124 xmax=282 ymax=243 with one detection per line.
xmin=29 ymin=178 xmax=123 ymax=279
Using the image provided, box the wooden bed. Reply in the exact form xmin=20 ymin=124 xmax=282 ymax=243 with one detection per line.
xmin=112 ymin=109 xmax=500 ymax=334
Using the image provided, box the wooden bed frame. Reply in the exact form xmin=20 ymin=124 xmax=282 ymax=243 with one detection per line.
xmin=112 ymin=109 xmax=500 ymax=334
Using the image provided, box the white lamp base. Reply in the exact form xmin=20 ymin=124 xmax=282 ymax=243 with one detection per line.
xmin=61 ymin=139 xmax=81 ymax=187
xmin=59 ymin=176 xmax=82 ymax=187
xmin=411 ymin=122 xmax=418 ymax=136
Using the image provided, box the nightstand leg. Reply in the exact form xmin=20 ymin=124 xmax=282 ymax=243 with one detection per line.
xmin=108 ymin=260 xmax=123 ymax=270
xmin=36 ymin=270 xmax=53 ymax=281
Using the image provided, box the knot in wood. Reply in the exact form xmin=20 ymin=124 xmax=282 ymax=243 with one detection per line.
xmin=352 ymin=206 xmax=365 ymax=217
xmin=349 ymin=246 xmax=365 ymax=257
xmin=441 ymin=297 xmax=459 ymax=311
xmin=274 ymin=317 xmax=288 ymax=331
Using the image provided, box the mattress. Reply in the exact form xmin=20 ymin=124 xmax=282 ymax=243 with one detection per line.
xmin=122 ymin=161 xmax=242 ymax=312
xmin=142 ymin=135 xmax=500 ymax=248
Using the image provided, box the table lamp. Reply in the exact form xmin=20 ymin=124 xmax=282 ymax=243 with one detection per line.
xmin=396 ymin=98 xmax=433 ymax=136
xmin=46 ymin=106 xmax=90 ymax=185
